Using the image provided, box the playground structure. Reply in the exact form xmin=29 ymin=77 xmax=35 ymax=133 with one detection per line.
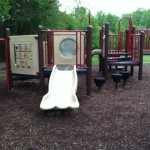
xmin=2 ymin=25 xmax=92 ymax=98
xmin=38 ymin=27 xmax=92 ymax=109
xmin=0 ymin=25 xmax=93 ymax=109
xmin=0 ymin=16 xmax=148 ymax=109
xmin=37 ymin=26 xmax=92 ymax=96
xmin=94 ymin=17 xmax=145 ymax=80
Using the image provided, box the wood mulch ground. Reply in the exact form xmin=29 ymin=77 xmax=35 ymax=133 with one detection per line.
xmin=0 ymin=65 xmax=150 ymax=150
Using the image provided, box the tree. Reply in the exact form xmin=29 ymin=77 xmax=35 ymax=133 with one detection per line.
xmin=0 ymin=0 xmax=10 ymax=36
xmin=56 ymin=12 xmax=78 ymax=30
xmin=72 ymin=6 xmax=89 ymax=30
xmin=131 ymin=8 xmax=145 ymax=28
xmin=95 ymin=11 xmax=106 ymax=28
xmin=122 ymin=8 xmax=150 ymax=29
xmin=90 ymin=16 xmax=100 ymax=49
xmin=7 ymin=0 xmax=60 ymax=34
xmin=105 ymin=13 xmax=119 ymax=33
xmin=141 ymin=9 xmax=150 ymax=28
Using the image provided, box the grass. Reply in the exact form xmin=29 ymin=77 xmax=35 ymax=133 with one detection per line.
xmin=0 ymin=70 xmax=6 ymax=78
xmin=92 ymin=55 xmax=100 ymax=65
xmin=143 ymin=55 xmax=150 ymax=65
xmin=92 ymin=55 xmax=150 ymax=65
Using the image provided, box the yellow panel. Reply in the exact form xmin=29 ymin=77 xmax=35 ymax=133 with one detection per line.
xmin=53 ymin=32 xmax=85 ymax=65
xmin=10 ymin=35 xmax=39 ymax=75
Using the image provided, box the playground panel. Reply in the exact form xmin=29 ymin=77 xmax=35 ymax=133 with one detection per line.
xmin=42 ymin=31 xmax=86 ymax=68
xmin=53 ymin=31 xmax=85 ymax=66
xmin=10 ymin=35 xmax=39 ymax=76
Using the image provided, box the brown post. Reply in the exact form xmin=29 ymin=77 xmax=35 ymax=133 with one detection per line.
xmin=125 ymin=29 xmax=129 ymax=71
xmin=130 ymin=27 xmax=136 ymax=76
xmin=38 ymin=25 xmax=45 ymax=92
xmin=47 ymin=29 xmax=52 ymax=66
xmin=101 ymin=26 xmax=105 ymax=75
xmin=139 ymin=31 xmax=144 ymax=80
xmin=5 ymin=28 xmax=12 ymax=91
xmin=125 ymin=29 xmax=129 ymax=52
xmin=100 ymin=28 xmax=103 ymax=49
xmin=86 ymin=25 xmax=92 ymax=95
xmin=103 ymin=22 xmax=109 ymax=78
xmin=88 ymin=11 xmax=91 ymax=25
xmin=99 ymin=26 xmax=104 ymax=72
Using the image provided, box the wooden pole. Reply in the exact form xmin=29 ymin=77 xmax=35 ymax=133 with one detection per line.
xmin=139 ymin=31 xmax=144 ymax=80
xmin=125 ymin=29 xmax=129 ymax=71
xmin=86 ymin=25 xmax=92 ymax=95
xmin=130 ymin=27 xmax=136 ymax=76
xmin=88 ymin=11 xmax=91 ymax=25
xmin=38 ymin=25 xmax=45 ymax=92
xmin=5 ymin=28 xmax=12 ymax=91
xmin=100 ymin=26 xmax=105 ymax=74
xmin=103 ymin=22 xmax=109 ymax=78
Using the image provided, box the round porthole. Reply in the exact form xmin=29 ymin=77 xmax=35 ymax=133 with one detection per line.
xmin=59 ymin=39 xmax=76 ymax=58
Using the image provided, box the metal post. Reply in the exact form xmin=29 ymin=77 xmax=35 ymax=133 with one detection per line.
xmin=86 ymin=25 xmax=92 ymax=95
xmin=38 ymin=25 xmax=45 ymax=92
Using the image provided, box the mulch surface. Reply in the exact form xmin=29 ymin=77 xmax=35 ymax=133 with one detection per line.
xmin=0 ymin=66 xmax=150 ymax=150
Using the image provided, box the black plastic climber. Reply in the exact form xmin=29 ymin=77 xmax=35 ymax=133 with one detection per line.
xmin=111 ymin=73 xmax=123 ymax=88
xmin=94 ymin=76 xmax=106 ymax=89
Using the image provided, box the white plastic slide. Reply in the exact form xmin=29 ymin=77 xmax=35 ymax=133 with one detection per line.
xmin=40 ymin=65 xmax=79 ymax=110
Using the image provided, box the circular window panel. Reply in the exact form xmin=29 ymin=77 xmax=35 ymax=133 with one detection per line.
xmin=59 ymin=39 xmax=76 ymax=58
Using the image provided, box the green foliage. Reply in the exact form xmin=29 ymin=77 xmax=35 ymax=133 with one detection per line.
xmin=0 ymin=0 xmax=10 ymax=36
xmin=72 ymin=6 xmax=89 ymax=30
xmin=123 ymin=8 xmax=150 ymax=29
xmin=142 ymin=9 xmax=150 ymax=28
xmin=55 ymin=12 xmax=76 ymax=30
xmin=131 ymin=8 xmax=145 ymax=27
xmin=0 ymin=0 xmax=150 ymax=61
xmin=4 ymin=0 xmax=60 ymax=34
xmin=90 ymin=16 xmax=100 ymax=49
xmin=0 ymin=0 xmax=10 ymax=23
xmin=105 ymin=13 xmax=119 ymax=33
xmin=95 ymin=11 xmax=106 ymax=28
